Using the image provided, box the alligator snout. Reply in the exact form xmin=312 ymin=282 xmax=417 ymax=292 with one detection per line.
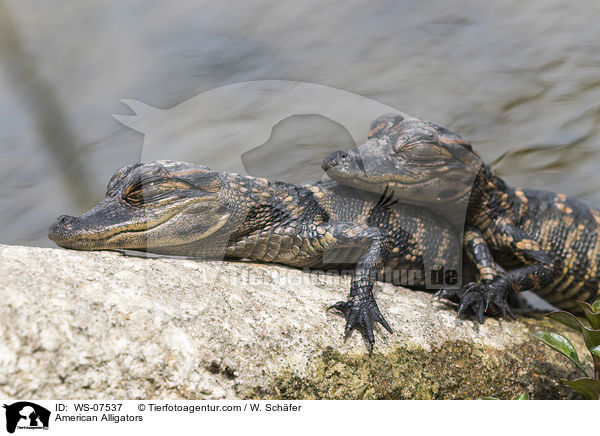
xmin=322 ymin=150 xmax=350 ymax=171
xmin=57 ymin=215 xmax=76 ymax=226
xmin=322 ymin=150 xmax=365 ymax=176
xmin=49 ymin=214 xmax=77 ymax=233
xmin=48 ymin=215 xmax=78 ymax=244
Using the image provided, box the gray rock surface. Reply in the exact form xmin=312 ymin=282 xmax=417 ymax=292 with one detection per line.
xmin=0 ymin=244 xmax=588 ymax=399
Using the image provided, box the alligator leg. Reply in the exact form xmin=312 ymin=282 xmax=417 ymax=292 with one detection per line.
xmin=436 ymin=227 xmax=506 ymax=320
xmin=444 ymin=220 xmax=555 ymax=323
xmin=463 ymin=227 xmax=507 ymax=282
xmin=316 ymin=222 xmax=394 ymax=346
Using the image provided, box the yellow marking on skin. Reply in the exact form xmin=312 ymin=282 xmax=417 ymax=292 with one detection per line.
xmin=576 ymin=291 xmax=592 ymax=304
xmin=515 ymin=239 xmax=540 ymax=252
xmin=556 ymin=193 xmax=567 ymax=202
xmin=561 ymin=281 xmax=586 ymax=299
xmin=564 ymin=215 xmax=574 ymax=226
xmin=537 ymin=280 xmax=560 ymax=297
xmin=555 ymin=201 xmax=573 ymax=215
xmin=479 ymin=267 xmax=496 ymax=281
xmin=587 ymin=240 xmax=600 ymax=281
xmin=515 ymin=189 xmax=528 ymax=203
xmin=553 ymin=275 xmax=575 ymax=295
xmin=410 ymin=245 xmax=422 ymax=255
xmin=464 ymin=231 xmax=476 ymax=243
xmin=561 ymin=228 xmax=579 ymax=262
xmin=434 ymin=235 xmax=451 ymax=265
xmin=590 ymin=209 xmax=600 ymax=225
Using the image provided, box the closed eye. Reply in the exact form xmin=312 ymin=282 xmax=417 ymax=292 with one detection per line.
xmin=401 ymin=143 xmax=452 ymax=161
xmin=123 ymin=177 xmax=195 ymax=206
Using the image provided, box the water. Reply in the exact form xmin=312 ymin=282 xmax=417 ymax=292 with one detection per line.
xmin=1 ymin=0 xmax=599 ymax=247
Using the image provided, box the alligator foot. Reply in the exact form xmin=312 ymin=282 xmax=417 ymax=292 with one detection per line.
xmin=433 ymin=287 xmax=463 ymax=303
xmin=436 ymin=282 xmax=515 ymax=323
xmin=331 ymin=298 xmax=393 ymax=347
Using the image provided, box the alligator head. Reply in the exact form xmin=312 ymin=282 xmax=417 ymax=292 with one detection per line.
xmin=48 ymin=161 xmax=235 ymax=254
xmin=322 ymin=113 xmax=482 ymax=207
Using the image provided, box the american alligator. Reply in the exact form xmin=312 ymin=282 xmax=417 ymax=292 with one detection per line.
xmin=323 ymin=113 xmax=600 ymax=321
xmin=48 ymin=160 xmax=461 ymax=346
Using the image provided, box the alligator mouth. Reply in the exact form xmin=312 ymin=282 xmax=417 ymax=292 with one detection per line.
xmin=323 ymin=151 xmax=445 ymax=187
xmin=49 ymin=219 xmax=165 ymax=250
xmin=49 ymin=203 xmax=230 ymax=251
xmin=48 ymin=203 xmax=185 ymax=250
xmin=50 ymin=227 xmax=141 ymax=250
xmin=325 ymin=166 xmax=440 ymax=189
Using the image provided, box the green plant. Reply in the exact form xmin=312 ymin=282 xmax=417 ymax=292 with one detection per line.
xmin=534 ymin=300 xmax=600 ymax=400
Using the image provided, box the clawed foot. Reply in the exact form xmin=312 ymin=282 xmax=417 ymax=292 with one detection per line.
xmin=433 ymin=287 xmax=463 ymax=303
xmin=435 ymin=282 xmax=515 ymax=323
xmin=330 ymin=298 xmax=392 ymax=347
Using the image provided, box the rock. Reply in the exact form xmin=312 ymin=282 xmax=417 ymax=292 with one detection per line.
xmin=0 ymin=244 xmax=588 ymax=399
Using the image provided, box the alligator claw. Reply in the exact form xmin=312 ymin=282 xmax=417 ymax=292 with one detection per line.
xmin=437 ymin=282 xmax=511 ymax=323
xmin=434 ymin=287 xmax=463 ymax=302
xmin=331 ymin=298 xmax=392 ymax=346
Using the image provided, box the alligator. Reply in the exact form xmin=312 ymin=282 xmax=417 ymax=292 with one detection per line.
xmin=48 ymin=160 xmax=462 ymax=346
xmin=323 ymin=113 xmax=600 ymax=321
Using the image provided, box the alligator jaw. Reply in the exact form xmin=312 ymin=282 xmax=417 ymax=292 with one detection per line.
xmin=49 ymin=201 xmax=230 ymax=251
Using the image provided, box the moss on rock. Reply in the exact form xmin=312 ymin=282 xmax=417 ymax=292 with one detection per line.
xmin=253 ymin=338 xmax=582 ymax=399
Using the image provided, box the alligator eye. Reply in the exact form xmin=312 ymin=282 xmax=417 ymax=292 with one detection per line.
xmin=402 ymin=143 xmax=452 ymax=161
xmin=106 ymin=163 xmax=141 ymax=195
xmin=123 ymin=178 xmax=194 ymax=206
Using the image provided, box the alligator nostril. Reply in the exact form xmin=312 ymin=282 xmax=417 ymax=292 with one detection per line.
xmin=336 ymin=151 xmax=350 ymax=160
xmin=57 ymin=215 xmax=76 ymax=226
xmin=322 ymin=150 xmax=349 ymax=171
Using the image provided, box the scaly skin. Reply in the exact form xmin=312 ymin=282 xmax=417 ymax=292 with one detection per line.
xmin=48 ymin=160 xmax=461 ymax=346
xmin=323 ymin=113 xmax=600 ymax=320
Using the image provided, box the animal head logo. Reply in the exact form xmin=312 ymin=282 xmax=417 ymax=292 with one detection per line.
xmin=112 ymin=80 xmax=414 ymax=174
xmin=3 ymin=402 xmax=50 ymax=433
xmin=112 ymin=80 xmax=470 ymax=287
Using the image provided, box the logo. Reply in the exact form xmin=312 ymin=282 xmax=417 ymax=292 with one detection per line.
xmin=112 ymin=80 xmax=468 ymax=288
xmin=3 ymin=402 xmax=50 ymax=433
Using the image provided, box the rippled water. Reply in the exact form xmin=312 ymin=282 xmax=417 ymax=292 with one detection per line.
xmin=0 ymin=0 xmax=599 ymax=247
